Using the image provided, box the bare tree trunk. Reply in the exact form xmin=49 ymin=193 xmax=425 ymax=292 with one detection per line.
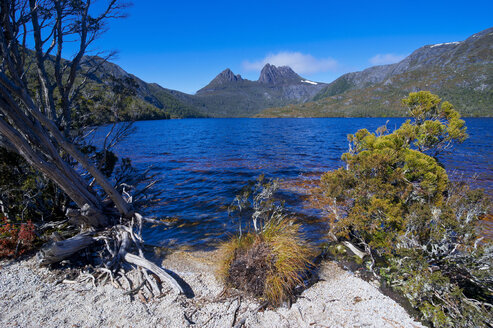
xmin=0 ymin=4 xmax=186 ymax=297
xmin=0 ymin=0 xmax=131 ymax=228
xmin=0 ymin=104 xmax=108 ymax=227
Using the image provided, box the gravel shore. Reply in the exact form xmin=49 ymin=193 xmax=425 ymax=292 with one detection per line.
xmin=0 ymin=250 xmax=425 ymax=328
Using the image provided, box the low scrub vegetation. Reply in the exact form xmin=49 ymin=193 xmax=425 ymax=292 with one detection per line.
xmin=320 ymin=91 xmax=492 ymax=327
xmin=219 ymin=177 xmax=314 ymax=305
xmin=0 ymin=216 xmax=36 ymax=258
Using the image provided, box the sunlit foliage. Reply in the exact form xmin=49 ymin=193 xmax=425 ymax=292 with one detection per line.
xmin=219 ymin=176 xmax=314 ymax=305
xmin=320 ymin=92 xmax=492 ymax=327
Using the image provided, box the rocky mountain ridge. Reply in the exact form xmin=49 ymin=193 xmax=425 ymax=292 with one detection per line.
xmin=198 ymin=68 xmax=244 ymax=91
xmin=314 ymin=27 xmax=493 ymax=100
xmin=77 ymin=56 xmax=203 ymax=121
xmin=76 ymin=27 xmax=492 ymax=120
xmin=259 ymin=27 xmax=493 ymax=117
xmin=79 ymin=59 xmax=326 ymax=119
xmin=258 ymin=64 xmax=303 ymax=84
xmin=181 ymin=64 xmax=327 ymax=117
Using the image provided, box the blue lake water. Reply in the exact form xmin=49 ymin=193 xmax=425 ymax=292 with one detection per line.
xmin=94 ymin=118 xmax=493 ymax=248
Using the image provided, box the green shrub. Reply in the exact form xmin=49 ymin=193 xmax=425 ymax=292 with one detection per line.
xmin=320 ymin=91 xmax=492 ymax=327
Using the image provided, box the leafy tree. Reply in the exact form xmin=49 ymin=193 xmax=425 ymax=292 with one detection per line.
xmin=320 ymin=91 xmax=491 ymax=327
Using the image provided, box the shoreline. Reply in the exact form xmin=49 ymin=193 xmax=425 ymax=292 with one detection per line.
xmin=0 ymin=249 xmax=424 ymax=328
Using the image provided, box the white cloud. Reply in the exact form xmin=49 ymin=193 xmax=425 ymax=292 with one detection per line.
xmin=369 ymin=53 xmax=406 ymax=65
xmin=243 ymin=52 xmax=338 ymax=74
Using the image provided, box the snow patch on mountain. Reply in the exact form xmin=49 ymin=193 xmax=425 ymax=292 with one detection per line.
xmin=302 ymin=80 xmax=318 ymax=85
xmin=430 ymin=41 xmax=461 ymax=48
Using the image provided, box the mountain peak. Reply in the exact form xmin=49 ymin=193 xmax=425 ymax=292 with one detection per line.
xmin=213 ymin=68 xmax=243 ymax=84
xmin=258 ymin=64 xmax=302 ymax=84
xmin=197 ymin=68 xmax=244 ymax=93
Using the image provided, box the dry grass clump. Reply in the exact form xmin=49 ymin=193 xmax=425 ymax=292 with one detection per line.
xmin=219 ymin=218 xmax=314 ymax=306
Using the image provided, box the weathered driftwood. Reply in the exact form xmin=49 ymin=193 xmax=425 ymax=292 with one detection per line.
xmin=50 ymin=231 xmax=64 ymax=242
xmin=38 ymin=219 xmax=68 ymax=231
xmin=37 ymin=231 xmax=95 ymax=265
xmin=123 ymin=253 xmax=184 ymax=294
xmin=36 ymin=212 xmax=185 ymax=296
xmin=342 ymin=241 xmax=367 ymax=259
xmin=117 ymin=230 xmax=184 ymax=294
xmin=0 ymin=133 xmax=18 ymax=154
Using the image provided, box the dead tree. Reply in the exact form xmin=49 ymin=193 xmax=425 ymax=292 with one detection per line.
xmin=0 ymin=1 xmax=183 ymax=295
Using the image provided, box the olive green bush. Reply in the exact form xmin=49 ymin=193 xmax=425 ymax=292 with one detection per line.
xmin=321 ymin=91 xmax=491 ymax=327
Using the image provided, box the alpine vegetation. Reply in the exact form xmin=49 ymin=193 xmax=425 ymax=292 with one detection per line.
xmin=320 ymin=91 xmax=492 ymax=327
xmin=219 ymin=176 xmax=314 ymax=306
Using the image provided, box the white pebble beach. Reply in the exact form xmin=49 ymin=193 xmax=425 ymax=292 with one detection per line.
xmin=0 ymin=250 xmax=425 ymax=328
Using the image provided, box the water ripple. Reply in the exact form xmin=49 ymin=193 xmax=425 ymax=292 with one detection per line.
xmin=93 ymin=118 xmax=493 ymax=248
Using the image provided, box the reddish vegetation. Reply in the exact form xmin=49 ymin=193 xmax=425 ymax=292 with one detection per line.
xmin=480 ymin=213 xmax=493 ymax=242
xmin=0 ymin=216 xmax=36 ymax=258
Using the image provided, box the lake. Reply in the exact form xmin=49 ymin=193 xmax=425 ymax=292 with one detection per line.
xmin=95 ymin=118 xmax=493 ymax=248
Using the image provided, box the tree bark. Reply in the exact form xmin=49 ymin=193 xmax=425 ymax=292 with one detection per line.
xmin=37 ymin=231 xmax=95 ymax=265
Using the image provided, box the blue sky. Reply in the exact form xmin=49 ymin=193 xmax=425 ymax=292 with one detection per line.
xmin=88 ymin=0 xmax=493 ymax=94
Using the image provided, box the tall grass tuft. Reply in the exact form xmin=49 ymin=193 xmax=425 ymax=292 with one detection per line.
xmin=218 ymin=177 xmax=314 ymax=306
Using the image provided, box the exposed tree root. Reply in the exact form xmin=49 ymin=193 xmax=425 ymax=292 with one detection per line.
xmin=37 ymin=231 xmax=96 ymax=265
xmin=37 ymin=211 xmax=185 ymax=297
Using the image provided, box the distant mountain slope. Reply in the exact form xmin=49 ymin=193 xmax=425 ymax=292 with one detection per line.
xmin=77 ymin=60 xmax=326 ymax=120
xmin=258 ymin=27 xmax=493 ymax=117
xmin=77 ymin=56 xmax=204 ymax=122
xmin=184 ymin=64 xmax=328 ymax=117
